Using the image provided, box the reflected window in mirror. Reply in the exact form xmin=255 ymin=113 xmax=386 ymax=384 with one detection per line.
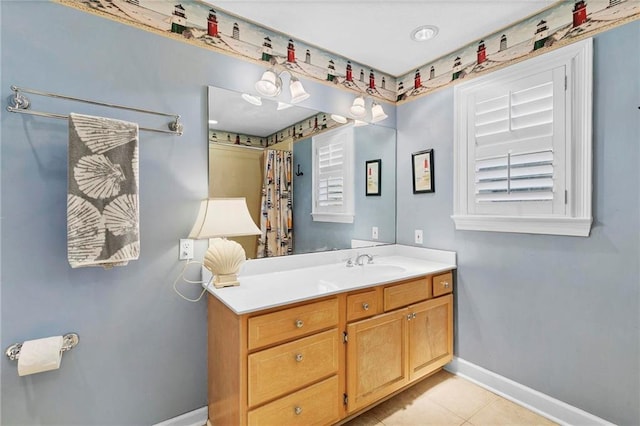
xmin=207 ymin=85 xmax=397 ymax=259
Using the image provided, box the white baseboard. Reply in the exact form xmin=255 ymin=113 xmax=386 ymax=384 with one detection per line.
xmin=445 ymin=357 xmax=614 ymax=426
xmin=154 ymin=357 xmax=614 ymax=426
xmin=153 ymin=407 xmax=207 ymax=426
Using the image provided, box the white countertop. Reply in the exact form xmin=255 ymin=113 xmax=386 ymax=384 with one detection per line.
xmin=204 ymin=245 xmax=456 ymax=315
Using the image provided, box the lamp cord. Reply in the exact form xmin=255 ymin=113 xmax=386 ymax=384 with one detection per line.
xmin=172 ymin=260 xmax=211 ymax=303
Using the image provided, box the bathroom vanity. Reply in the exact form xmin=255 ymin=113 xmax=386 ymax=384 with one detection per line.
xmin=205 ymin=247 xmax=455 ymax=425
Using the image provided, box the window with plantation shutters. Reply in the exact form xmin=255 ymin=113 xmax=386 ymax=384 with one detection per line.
xmin=453 ymin=38 xmax=593 ymax=237
xmin=312 ymin=126 xmax=354 ymax=223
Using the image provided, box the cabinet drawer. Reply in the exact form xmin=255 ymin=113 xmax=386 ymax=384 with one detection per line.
xmin=383 ymin=278 xmax=431 ymax=311
xmin=347 ymin=290 xmax=379 ymax=321
xmin=247 ymin=375 xmax=341 ymax=426
xmin=432 ymin=271 xmax=453 ymax=297
xmin=248 ymin=329 xmax=340 ymax=407
xmin=248 ymin=297 xmax=339 ymax=350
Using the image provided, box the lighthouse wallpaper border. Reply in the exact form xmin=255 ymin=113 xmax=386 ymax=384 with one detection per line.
xmin=396 ymin=0 xmax=639 ymax=103
xmin=54 ymin=0 xmax=639 ymax=106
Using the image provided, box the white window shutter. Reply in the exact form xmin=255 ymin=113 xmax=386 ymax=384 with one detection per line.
xmin=467 ymin=64 xmax=566 ymax=217
xmin=312 ymin=126 xmax=355 ymax=223
xmin=453 ymin=38 xmax=593 ymax=237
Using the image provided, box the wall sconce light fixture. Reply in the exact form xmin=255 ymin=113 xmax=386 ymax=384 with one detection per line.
xmin=349 ymin=95 xmax=388 ymax=123
xmin=370 ymin=101 xmax=388 ymax=123
xmin=350 ymin=96 xmax=366 ymax=118
xmin=255 ymin=68 xmax=310 ymax=104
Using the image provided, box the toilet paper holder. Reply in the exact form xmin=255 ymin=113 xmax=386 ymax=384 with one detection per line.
xmin=5 ymin=333 xmax=79 ymax=361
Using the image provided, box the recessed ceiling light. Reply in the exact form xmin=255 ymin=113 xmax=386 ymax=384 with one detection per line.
xmin=411 ymin=25 xmax=439 ymax=42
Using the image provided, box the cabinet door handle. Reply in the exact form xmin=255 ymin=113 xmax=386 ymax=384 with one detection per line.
xmin=362 ymin=303 xmax=369 ymax=311
xmin=407 ymin=314 xmax=412 ymax=321
xmin=294 ymin=406 xmax=303 ymax=415
xmin=295 ymin=319 xmax=304 ymax=328
xmin=295 ymin=353 xmax=304 ymax=362
xmin=442 ymin=281 xmax=450 ymax=288
xmin=412 ymin=313 xmax=417 ymax=319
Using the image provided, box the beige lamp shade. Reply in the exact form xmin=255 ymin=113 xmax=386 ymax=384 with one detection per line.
xmin=188 ymin=198 xmax=261 ymax=239
xmin=188 ymin=198 xmax=261 ymax=288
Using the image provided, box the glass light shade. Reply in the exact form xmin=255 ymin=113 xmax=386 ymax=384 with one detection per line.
xmin=188 ymin=198 xmax=261 ymax=239
xmin=241 ymin=93 xmax=262 ymax=106
xmin=255 ymin=70 xmax=281 ymax=97
xmin=370 ymin=102 xmax=388 ymax=123
xmin=350 ymin=96 xmax=366 ymax=118
xmin=330 ymin=114 xmax=347 ymax=124
xmin=277 ymin=101 xmax=293 ymax=110
xmin=289 ymin=77 xmax=310 ymax=103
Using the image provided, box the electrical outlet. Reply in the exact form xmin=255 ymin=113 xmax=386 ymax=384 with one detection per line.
xmin=372 ymin=226 xmax=379 ymax=240
xmin=179 ymin=238 xmax=194 ymax=260
xmin=414 ymin=229 xmax=423 ymax=245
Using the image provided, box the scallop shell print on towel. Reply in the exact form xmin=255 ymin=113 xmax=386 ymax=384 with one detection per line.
xmin=104 ymin=194 xmax=139 ymax=236
xmin=69 ymin=113 xmax=138 ymax=154
xmin=74 ymin=154 xmax=126 ymax=199
xmin=68 ymin=113 xmax=139 ymax=268
xmin=67 ymin=195 xmax=106 ymax=266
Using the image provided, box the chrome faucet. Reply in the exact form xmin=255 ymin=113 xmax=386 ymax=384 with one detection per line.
xmin=355 ymin=253 xmax=373 ymax=266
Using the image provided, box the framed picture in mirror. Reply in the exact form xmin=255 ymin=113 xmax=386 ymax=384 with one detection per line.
xmin=412 ymin=149 xmax=435 ymax=194
xmin=366 ymin=159 xmax=381 ymax=196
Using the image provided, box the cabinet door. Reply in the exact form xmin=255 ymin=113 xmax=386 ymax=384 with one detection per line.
xmin=408 ymin=294 xmax=453 ymax=381
xmin=346 ymin=309 xmax=409 ymax=413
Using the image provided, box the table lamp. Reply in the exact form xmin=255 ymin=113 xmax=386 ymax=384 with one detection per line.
xmin=188 ymin=198 xmax=261 ymax=288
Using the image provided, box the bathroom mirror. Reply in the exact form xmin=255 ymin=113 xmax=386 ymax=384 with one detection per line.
xmin=208 ymin=85 xmax=396 ymax=258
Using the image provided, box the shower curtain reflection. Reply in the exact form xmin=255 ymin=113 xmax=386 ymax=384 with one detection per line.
xmin=257 ymin=150 xmax=293 ymax=258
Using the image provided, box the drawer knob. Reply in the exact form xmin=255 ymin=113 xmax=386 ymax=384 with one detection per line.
xmin=442 ymin=281 xmax=450 ymax=288
xmin=295 ymin=353 xmax=304 ymax=362
xmin=362 ymin=303 xmax=369 ymax=311
xmin=295 ymin=319 xmax=304 ymax=328
xmin=294 ymin=406 xmax=303 ymax=415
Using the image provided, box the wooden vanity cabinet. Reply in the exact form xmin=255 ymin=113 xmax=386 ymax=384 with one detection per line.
xmin=345 ymin=278 xmax=453 ymax=414
xmin=207 ymin=271 xmax=453 ymax=426
xmin=207 ymin=295 xmax=344 ymax=426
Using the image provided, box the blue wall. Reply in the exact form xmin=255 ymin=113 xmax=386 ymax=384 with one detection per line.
xmin=293 ymin=125 xmax=396 ymax=253
xmin=396 ymin=21 xmax=640 ymax=425
xmin=0 ymin=2 xmax=394 ymax=425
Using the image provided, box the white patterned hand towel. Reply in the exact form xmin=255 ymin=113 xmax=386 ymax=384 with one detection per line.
xmin=67 ymin=113 xmax=140 ymax=268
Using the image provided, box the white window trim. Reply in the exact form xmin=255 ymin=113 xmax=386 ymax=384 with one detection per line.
xmin=311 ymin=125 xmax=355 ymax=223
xmin=452 ymin=38 xmax=593 ymax=237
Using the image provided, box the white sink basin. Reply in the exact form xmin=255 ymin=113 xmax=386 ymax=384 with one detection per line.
xmin=318 ymin=263 xmax=408 ymax=287
xmin=358 ymin=264 xmax=407 ymax=275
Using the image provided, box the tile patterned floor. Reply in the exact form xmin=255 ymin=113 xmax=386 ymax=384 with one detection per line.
xmin=343 ymin=370 xmax=557 ymax=426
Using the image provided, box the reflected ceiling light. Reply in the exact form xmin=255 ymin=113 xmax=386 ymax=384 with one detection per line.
xmin=330 ymin=114 xmax=347 ymax=124
xmin=350 ymin=96 xmax=366 ymax=118
xmin=370 ymin=102 xmax=388 ymax=123
xmin=208 ymin=119 xmax=218 ymax=125
xmin=255 ymin=70 xmax=282 ymax=97
xmin=241 ymin=93 xmax=262 ymax=106
xmin=277 ymin=102 xmax=293 ymax=111
xmin=411 ymin=25 xmax=439 ymax=42
xmin=289 ymin=76 xmax=310 ymax=104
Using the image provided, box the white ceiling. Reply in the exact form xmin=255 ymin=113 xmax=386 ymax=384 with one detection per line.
xmin=205 ymin=0 xmax=557 ymax=77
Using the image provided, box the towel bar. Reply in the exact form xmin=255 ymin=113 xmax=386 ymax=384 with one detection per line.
xmin=7 ymin=85 xmax=183 ymax=135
